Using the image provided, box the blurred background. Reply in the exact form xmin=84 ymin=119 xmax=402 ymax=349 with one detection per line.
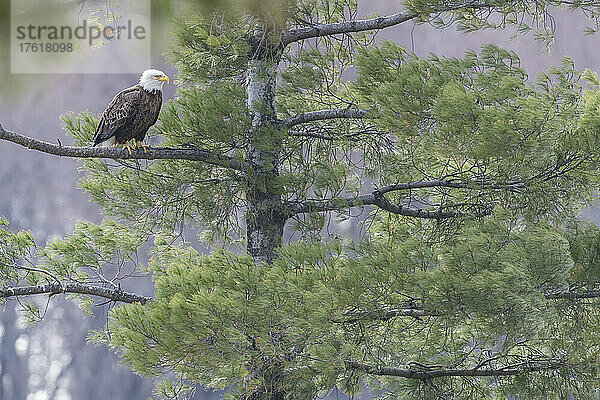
xmin=1 ymin=0 xmax=600 ymax=399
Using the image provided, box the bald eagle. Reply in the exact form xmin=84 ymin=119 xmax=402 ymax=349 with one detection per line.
xmin=93 ymin=68 xmax=169 ymax=154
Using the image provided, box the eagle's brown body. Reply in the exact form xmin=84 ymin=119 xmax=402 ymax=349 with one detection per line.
xmin=93 ymin=84 xmax=162 ymax=146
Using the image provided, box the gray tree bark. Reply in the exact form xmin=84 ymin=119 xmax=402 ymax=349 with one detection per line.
xmin=245 ymin=32 xmax=286 ymax=265
xmin=243 ymin=29 xmax=287 ymax=400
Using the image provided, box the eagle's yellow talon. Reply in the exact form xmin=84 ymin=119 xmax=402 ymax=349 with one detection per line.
xmin=122 ymin=143 xmax=133 ymax=155
xmin=136 ymin=140 xmax=148 ymax=153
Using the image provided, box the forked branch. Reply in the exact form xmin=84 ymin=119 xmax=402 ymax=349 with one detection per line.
xmin=346 ymin=359 xmax=565 ymax=380
xmin=0 ymin=123 xmax=250 ymax=172
xmin=288 ymin=191 xmax=490 ymax=219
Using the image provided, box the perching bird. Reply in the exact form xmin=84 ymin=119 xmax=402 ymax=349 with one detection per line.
xmin=93 ymin=68 xmax=169 ymax=154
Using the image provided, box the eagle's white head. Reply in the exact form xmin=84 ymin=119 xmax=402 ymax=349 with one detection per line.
xmin=139 ymin=68 xmax=169 ymax=92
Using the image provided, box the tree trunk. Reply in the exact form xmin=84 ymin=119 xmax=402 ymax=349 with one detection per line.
xmin=243 ymin=30 xmax=287 ymax=400
xmin=245 ymin=33 xmax=285 ymax=265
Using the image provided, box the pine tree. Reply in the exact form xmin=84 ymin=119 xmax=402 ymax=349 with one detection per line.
xmin=5 ymin=1 xmax=600 ymax=399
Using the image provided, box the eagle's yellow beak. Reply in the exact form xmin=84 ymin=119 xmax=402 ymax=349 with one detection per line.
xmin=158 ymin=75 xmax=169 ymax=83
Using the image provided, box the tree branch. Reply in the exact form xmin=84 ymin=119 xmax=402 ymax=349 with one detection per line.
xmin=280 ymin=108 xmax=370 ymax=128
xmin=281 ymin=2 xmax=490 ymax=45
xmin=282 ymin=13 xmax=414 ymax=45
xmin=288 ymin=191 xmax=490 ymax=219
xmin=285 ymin=175 xmax=541 ymax=218
xmin=0 ymin=282 xmax=151 ymax=304
xmin=333 ymin=289 xmax=600 ymax=323
xmin=345 ymin=360 xmax=565 ymax=380
xmin=0 ymin=123 xmax=249 ymax=172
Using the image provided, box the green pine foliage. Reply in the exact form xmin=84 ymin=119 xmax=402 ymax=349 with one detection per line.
xmin=353 ymin=43 xmax=600 ymax=220
xmin=104 ymin=216 xmax=600 ymax=398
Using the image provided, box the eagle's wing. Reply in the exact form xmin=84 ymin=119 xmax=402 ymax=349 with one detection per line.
xmin=93 ymin=86 xmax=142 ymax=146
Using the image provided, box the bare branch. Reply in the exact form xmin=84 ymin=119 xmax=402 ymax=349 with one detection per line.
xmin=281 ymin=2 xmax=490 ymax=46
xmin=345 ymin=360 xmax=565 ymax=380
xmin=280 ymin=108 xmax=370 ymax=128
xmin=0 ymin=282 xmax=151 ymax=304
xmin=334 ymin=289 xmax=600 ymax=323
xmin=15 ymin=265 xmax=63 ymax=286
xmin=288 ymin=191 xmax=490 ymax=219
xmin=287 ymin=160 xmax=589 ymax=217
xmin=282 ymin=12 xmax=414 ymax=45
xmin=285 ymin=175 xmax=547 ymax=218
xmin=0 ymin=123 xmax=250 ymax=172
xmin=374 ymin=194 xmax=491 ymax=218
